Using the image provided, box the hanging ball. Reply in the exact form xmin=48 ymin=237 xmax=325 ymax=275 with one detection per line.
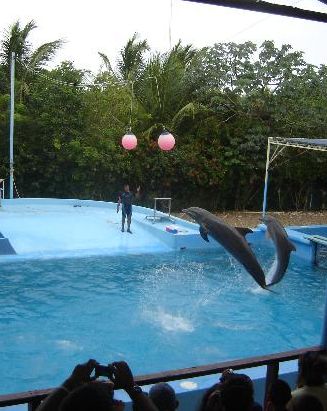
xmin=158 ymin=131 xmax=175 ymax=151
xmin=122 ymin=133 xmax=137 ymax=150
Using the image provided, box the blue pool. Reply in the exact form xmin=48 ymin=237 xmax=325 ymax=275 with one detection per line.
xmin=0 ymin=246 xmax=326 ymax=395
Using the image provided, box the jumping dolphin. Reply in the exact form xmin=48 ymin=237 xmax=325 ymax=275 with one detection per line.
xmin=260 ymin=215 xmax=296 ymax=286
xmin=182 ymin=207 xmax=267 ymax=289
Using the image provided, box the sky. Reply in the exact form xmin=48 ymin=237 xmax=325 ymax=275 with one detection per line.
xmin=1 ymin=0 xmax=327 ymax=73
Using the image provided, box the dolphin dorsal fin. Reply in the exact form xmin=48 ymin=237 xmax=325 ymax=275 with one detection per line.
xmin=199 ymin=225 xmax=209 ymax=242
xmin=235 ymin=227 xmax=253 ymax=237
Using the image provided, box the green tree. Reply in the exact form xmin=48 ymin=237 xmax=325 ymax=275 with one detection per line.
xmin=0 ymin=20 xmax=62 ymax=100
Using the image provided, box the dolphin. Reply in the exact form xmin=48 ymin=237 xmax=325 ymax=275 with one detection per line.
xmin=183 ymin=207 xmax=268 ymax=290
xmin=260 ymin=215 xmax=296 ymax=286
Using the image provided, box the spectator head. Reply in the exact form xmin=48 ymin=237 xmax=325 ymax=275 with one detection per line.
xmin=298 ymin=351 xmax=327 ymax=387
xmin=124 ymin=184 xmax=130 ymax=192
xmin=266 ymin=379 xmax=291 ymax=410
xmin=199 ymin=383 xmax=223 ymax=411
xmin=149 ymin=382 xmax=178 ymax=411
xmin=200 ymin=374 xmax=255 ymax=411
xmin=60 ymin=381 xmax=115 ymax=411
xmin=220 ymin=373 xmax=254 ymax=393
xmin=292 ymin=394 xmax=324 ymax=411
xmin=220 ymin=375 xmax=254 ymax=411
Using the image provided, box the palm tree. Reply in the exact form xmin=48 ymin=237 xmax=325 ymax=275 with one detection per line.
xmin=98 ymin=36 xmax=204 ymax=137
xmin=117 ymin=33 xmax=149 ymax=82
xmin=134 ymin=41 xmax=199 ymax=132
xmin=98 ymin=33 xmax=149 ymax=82
xmin=0 ymin=20 xmax=63 ymax=100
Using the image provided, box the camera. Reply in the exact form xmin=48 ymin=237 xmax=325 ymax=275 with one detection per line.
xmin=94 ymin=363 xmax=115 ymax=380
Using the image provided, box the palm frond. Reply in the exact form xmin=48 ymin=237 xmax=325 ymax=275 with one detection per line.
xmin=0 ymin=20 xmax=37 ymax=65
xmin=98 ymin=52 xmax=113 ymax=73
xmin=28 ymin=39 xmax=63 ymax=71
xmin=117 ymin=33 xmax=149 ymax=81
xmin=171 ymin=102 xmax=212 ymax=129
xmin=170 ymin=41 xmax=197 ymax=67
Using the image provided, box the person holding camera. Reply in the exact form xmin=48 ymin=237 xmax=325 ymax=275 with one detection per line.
xmin=36 ymin=360 xmax=158 ymax=411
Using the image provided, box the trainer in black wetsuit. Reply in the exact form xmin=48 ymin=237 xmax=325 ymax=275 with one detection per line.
xmin=117 ymin=184 xmax=140 ymax=233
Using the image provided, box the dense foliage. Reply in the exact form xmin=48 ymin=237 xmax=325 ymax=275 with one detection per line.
xmin=1 ymin=21 xmax=327 ymax=211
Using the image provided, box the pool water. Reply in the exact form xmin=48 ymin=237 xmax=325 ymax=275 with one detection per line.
xmin=0 ymin=246 xmax=326 ymax=395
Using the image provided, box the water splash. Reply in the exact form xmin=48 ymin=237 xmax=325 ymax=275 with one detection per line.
xmin=213 ymin=321 xmax=254 ymax=331
xmin=55 ymin=340 xmax=83 ymax=351
xmin=143 ymin=308 xmax=194 ymax=332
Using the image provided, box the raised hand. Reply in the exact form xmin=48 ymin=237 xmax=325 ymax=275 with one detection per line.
xmin=63 ymin=359 xmax=98 ymax=391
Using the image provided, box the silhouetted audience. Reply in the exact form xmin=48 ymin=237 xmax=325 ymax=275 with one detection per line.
xmin=149 ymin=382 xmax=179 ymax=411
xmin=221 ymin=371 xmax=262 ymax=411
xmin=60 ymin=381 xmax=123 ymax=411
xmin=30 ymin=351 xmax=327 ymax=411
xmin=266 ymin=379 xmax=292 ymax=411
xmin=287 ymin=351 xmax=327 ymax=411
xmin=36 ymin=360 xmax=158 ymax=411
xmin=199 ymin=383 xmax=222 ymax=411
xmin=199 ymin=370 xmax=262 ymax=411
xmin=221 ymin=376 xmax=255 ymax=411
xmin=290 ymin=394 xmax=324 ymax=411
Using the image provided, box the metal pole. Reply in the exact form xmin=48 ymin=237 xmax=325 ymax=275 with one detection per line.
xmin=0 ymin=179 xmax=3 ymax=207
xmin=262 ymin=138 xmax=271 ymax=217
xmin=9 ymin=52 xmax=15 ymax=199
xmin=321 ymin=287 xmax=327 ymax=347
xmin=169 ymin=0 xmax=173 ymax=49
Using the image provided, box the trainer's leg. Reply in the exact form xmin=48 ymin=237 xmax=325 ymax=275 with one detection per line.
xmin=127 ymin=214 xmax=132 ymax=233
xmin=122 ymin=213 xmax=126 ymax=232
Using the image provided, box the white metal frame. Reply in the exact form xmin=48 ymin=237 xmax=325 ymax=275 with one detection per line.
xmin=262 ymin=137 xmax=327 ymax=216
xmin=146 ymin=197 xmax=173 ymax=224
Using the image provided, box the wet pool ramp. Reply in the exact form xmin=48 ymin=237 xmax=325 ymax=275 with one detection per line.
xmin=0 ymin=198 xmax=216 ymax=258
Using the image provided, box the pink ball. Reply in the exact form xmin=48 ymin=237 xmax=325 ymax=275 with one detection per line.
xmin=122 ymin=133 xmax=137 ymax=150
xmin=158 ymin=132 xmax=175 ymax=151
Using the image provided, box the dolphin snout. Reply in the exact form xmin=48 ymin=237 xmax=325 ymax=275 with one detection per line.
xmin=182 ymin=208 xmax=196 ymax=221
xmin=182 ymin=208 xmax=192 ymax=216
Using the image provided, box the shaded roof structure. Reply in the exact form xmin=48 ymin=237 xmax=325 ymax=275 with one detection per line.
xmin=270 ymin=137 xmax=327 ymax=152
xmin=183 ymin=0 xmax=327 ymax=23
xmin=262 ymin=137 xmax=327 ymax=216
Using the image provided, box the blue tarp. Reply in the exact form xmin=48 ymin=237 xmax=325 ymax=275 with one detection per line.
xmin=285 ymin=138 xmax=327 ymax=146
xmin=274 ymin=138 xmax=327 ymax=147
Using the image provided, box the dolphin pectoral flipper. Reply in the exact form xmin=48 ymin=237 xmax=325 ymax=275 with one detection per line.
xmin=183 ymin=206 xmax=269 ymax=290
xmin=235 ymin=227 xmax=253 ymax=237
xmin=288 ymin=241 xmax=296 ymax=252
xmin=199 ymin=225 xmax=210 ymax=242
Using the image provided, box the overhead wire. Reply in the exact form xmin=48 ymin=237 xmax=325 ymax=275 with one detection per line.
xmin=25 ymin=66 xmax=96 ymax=88
xmin=169 ymin=0 xmax=173 ymax=49
xmin=224 ymin=0 xmax=303 ymax=42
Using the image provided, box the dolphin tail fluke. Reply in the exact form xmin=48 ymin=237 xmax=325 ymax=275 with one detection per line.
xmin=265 ymin=286 xmax=278 ymax=294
